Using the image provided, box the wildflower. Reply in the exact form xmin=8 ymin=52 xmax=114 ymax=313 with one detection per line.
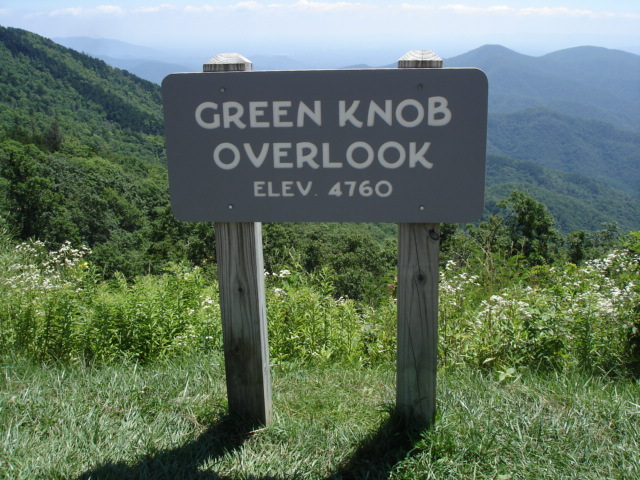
xmin=201 ymin=296 xmax=215 ymax=309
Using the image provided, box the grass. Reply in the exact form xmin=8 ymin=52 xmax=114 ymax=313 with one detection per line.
xmin=1 ymin=354 xmax=639 ymax=479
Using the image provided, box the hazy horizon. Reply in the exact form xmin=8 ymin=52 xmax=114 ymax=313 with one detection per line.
xmin=2 ymin=1 xmax=639 ymax=68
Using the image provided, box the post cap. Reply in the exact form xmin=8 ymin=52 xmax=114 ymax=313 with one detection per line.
xmin=203 ymin=53 xmax=253 ymax=72
xmin=398 ymin=50 xmax=443 ymax=68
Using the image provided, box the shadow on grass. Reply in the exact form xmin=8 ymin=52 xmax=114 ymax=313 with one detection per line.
xmin=328 ymin=408 xmax=424 ymax=480
xmin=75 ymin=414 xmax=275 ymax=480
xmin=76 ymin=409 xmax=425 ymax=480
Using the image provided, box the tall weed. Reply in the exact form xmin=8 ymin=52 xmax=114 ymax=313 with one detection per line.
xmin=0 ymin=240 xmax=93 ymax=361
xmin=1 ymin=231 xmax=638 ymax=375
xmin=265 ymin=266 xmax=395 ymax=364
xmin=0 ymin=239 xmax=221 ymax=363
xmin=88 ymin=265 xmax=221 ymax=362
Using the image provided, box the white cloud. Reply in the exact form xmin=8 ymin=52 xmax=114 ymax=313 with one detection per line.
xmin=398 ymin=3 xmax=431 ymax=12
xmin=400 ymin=3 xmax=639 ymax=19
xmin=29 ymin=3 xmax=640 ymax=20
xmin=182 ymin=5 xmax=210 ymax=13
xmin=181 ymin=1 xmax=372 ymax=14
xmin=182 ymin=2 xmax=265 ymax=13
xmin=133 ymin=4 xmax=177 ymax=14
xmin=49 ymin=7 xmax=84 ymax=17
xmin=280 ymin=0 xmax=374 ymax=13
xmin=229 ymin=1 xmax=267 ymax=10
xmin=49 ymin=5 xmax=124 ymax=17
xmin=518 ymin=7 xmax=601 ymax=18
xmin=95 ymin=5 xmax=125 ymax=15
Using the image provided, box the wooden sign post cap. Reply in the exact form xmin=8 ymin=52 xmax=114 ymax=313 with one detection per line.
xmin=203 ymin=53 xmax=253 ymax=72
xmin=398 ymin=50 xmax=443 ymax=69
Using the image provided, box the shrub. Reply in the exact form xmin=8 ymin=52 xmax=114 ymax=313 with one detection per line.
xmin=438 ymin=248 xmax=640 ymax=376
xmin=0 ymin=239 xmax=221 ymax=363
xmin=265 ymin=266 xmax=396 ymax=365
xmin=1 ymin=230 xmax=637 ymax=376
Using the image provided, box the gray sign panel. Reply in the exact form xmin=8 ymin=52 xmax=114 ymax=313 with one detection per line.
xmin=162 ymin=68 xmax=488 ymax=222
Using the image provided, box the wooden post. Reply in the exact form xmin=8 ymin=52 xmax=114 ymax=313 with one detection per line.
xmin=205 ymin=53 xmax=272 ymax=426
xmin=396 ymin=50 xmax=443 ymax=429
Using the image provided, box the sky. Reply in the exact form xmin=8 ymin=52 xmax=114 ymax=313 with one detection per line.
xmin=1 ymin=1 xmax=639 ymax=66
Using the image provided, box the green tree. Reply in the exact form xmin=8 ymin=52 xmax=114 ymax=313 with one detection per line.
xmin=499 ymin=191 xmax=562 ymax=265
xmin=0 ymin=140 xmax=68 ymax=240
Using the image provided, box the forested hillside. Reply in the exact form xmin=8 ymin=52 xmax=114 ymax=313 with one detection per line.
xmin=452 ymin=44 xmax=640 ymax=230
xmin=485 ymin=155 xmax=640 ymax=233
xmin=0 ymin=27 xmax=164 ymax=160
xmin=0 ymin=26 xmax=203 ymax=276
xmin=488 ymin=108 xmax=640 ymax=197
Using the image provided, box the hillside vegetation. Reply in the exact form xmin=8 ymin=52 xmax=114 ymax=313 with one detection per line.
xmin=0 ymin=27 xmax=205 ymax=276
xmin=488 ymin=108 xmax=640 ymax=198
xmin=486 ymin=154 xmax=640 ymax=233
xmin=0 ymin=28 xmax=164 ymax=159
xmin=1 ymin=215 xmax=639 ymax=371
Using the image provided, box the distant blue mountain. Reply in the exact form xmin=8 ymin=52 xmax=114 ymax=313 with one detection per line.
xmin=54 ymin=37 xmax=195 ymax=84
xmin=54 ymin=36 xmax=165 ymax=59
xmin=446 ymin=45 xmax=640 ymax=132
xmin=52 ymin=40 xmax=640 ymax=133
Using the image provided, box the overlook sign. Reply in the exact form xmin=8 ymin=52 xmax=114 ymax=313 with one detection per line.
xmin=162 ymin=68 xmax=488 ymax=222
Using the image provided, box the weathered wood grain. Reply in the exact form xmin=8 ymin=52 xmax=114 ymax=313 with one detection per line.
xmin=206 ymin=53 xmax=272 ymax=426
xmin=396 ymin=50 xmax=443 ymax=429
xmin=215 ymin=221 xmax=272 ymax=425
xmin=396 ymin=223 xmax=440 ymax=427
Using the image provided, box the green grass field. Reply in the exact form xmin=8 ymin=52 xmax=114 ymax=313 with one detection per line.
xmin=2 ymin=354 xmax=638 ymax=479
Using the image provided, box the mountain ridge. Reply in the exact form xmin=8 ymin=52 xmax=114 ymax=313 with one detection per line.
xmin=57 ymin=37 xmax=639 ymax=134
xmin=485 ymin=154 xmax=640 ymax=233
xmin=446 ymin=44 xmax=640 ymax=132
